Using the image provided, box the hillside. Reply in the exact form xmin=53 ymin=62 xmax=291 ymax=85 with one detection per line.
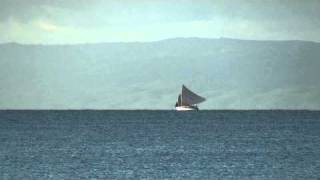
xmin=1 ymin=38 xmax=320 ymax=109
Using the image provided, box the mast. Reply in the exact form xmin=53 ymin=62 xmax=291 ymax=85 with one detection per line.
xmin=181 ymin=86 xmax=183 ymax=106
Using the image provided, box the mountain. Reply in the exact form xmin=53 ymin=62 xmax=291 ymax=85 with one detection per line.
xmin=1 ymin=38 xmax=320 ymax=109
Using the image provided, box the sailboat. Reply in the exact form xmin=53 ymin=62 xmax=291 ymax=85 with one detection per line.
xmin=175 ymin=85 xmax=206 ymax=111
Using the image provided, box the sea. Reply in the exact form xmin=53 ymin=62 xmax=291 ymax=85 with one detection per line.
xmin=0 ymin=110 xmax=320 ymax=180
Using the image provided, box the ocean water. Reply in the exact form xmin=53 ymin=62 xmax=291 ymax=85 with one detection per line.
xmin=0 ymin=110 xmax=320 ymax=180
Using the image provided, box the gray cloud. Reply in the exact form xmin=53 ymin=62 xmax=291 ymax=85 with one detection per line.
xmin=0 ymin=0 xmax=319 ymax=43
xmin=0 ymin=0 xmax=96 ymax=22
xmin=2 ymin=0 xmax=320 ymax=23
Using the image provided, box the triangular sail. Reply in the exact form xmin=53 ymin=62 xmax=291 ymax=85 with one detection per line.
xmin=181 ymin=85 xmax=205 ymax=105
xmin=177 ymin=94 xmax=189 ymax=106
xmin=178 ymin=94 xmax=182 ymax=106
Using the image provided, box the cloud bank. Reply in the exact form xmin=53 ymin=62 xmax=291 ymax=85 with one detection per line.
xmin=0 ymin=0 xmax=320 ymax=43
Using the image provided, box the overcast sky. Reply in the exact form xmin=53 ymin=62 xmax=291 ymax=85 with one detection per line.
xmin=1 ymin=0 xmax=320 ymax=44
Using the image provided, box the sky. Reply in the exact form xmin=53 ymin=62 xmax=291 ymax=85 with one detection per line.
xmin=1 ymin=0 xmax=320 ymax=44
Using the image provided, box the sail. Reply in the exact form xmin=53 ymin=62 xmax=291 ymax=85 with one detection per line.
xmin=181 ymin=85 xmax=205 ymax=105
xmin=178 ymin=94 xmax=189 ymax=106
xmin=178 ymin=94 xmax=182 ymax=106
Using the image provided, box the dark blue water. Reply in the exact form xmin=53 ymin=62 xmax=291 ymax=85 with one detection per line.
xmin=0 ymin=110 xmax=320 ymax=180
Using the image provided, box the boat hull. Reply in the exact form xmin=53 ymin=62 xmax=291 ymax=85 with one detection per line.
xmin=175 ymin=106 xmax=198 ymax=111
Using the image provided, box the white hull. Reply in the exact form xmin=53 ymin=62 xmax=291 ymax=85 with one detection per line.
xmin=175 ymin=106 xmax=198 ymax=111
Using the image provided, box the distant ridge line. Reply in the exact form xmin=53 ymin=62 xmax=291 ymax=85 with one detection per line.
xmin=0 ymin=37 xmax=319 ymax=46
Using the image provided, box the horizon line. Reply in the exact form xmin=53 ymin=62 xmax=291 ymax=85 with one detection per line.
xmin=1 ymin=109 xmax=319 ymax=111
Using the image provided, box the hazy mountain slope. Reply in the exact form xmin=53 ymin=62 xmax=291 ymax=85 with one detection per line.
xmin=1 ymin=38 xmax=320 ymax=109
